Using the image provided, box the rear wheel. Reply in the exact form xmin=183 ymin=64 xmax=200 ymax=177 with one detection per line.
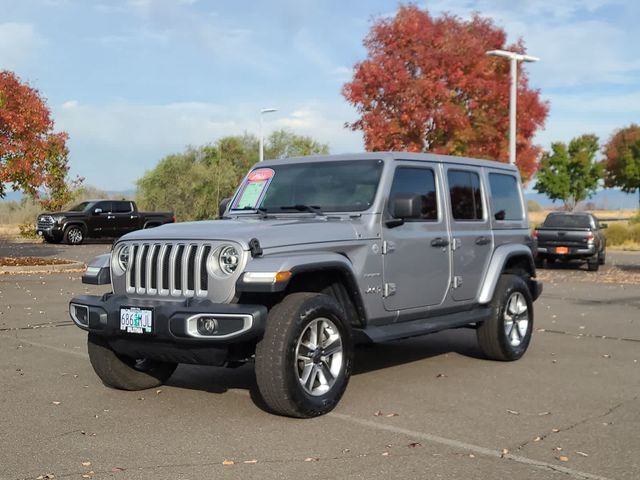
xmin=598 ymin=250 xmax=606 ymax=265
xmin=255 ymin=292 xmax=353 ymax=418
xmin=477 ymin=274 xmax=533 ymax=361
xmin=587 ymin=257 xmax=599 ymax=271
xmin=87 ymin=333 xmax=177 ymax=390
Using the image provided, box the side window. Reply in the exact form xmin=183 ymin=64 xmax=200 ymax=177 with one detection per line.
xmin=447 ymin=170 xmax=483 ymax=221
xmin=95 ymin=201 xmax=112 ymax=213
xmin=488 ymin=173 xmax=523 ymax=221
xmin=389 ymin=167 xmax=438 ymax=220
xmin=113 ymin=201 xmax=132 ymax=213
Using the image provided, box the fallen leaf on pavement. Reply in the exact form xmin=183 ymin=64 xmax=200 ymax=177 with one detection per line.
xmin=374 ymin=410 xmax=383 ymax=416
xmin=538 ymin=411 xmax=551 ymax=416
xmin=111 ymin=467 xmax=126 ymax=472
xmin=408 ymin=442 xmax=422 ymax=448
xmin=52 ymin=401 xmax=61 ymax=405
xmin=533 ymin=437 xmax=542 ymax=442
xmin=385 ymin=413 xmax=399 ymax=417
xmin=304 ymin=457 xmax=319 ymax=462
xmin=576 ymin=451 xmax=589 ymax=457
xmin=381 ymin=452 xmax=389 ymax=456
xmin=81 ymin=462 xmax=91 ymax=466
xmin=558 ymin=456 xmax=569 ymax=462
xmin=507 ymin=409 xmax=519 ymax=415
xmin=222 ymin=459 xmax=235 ymax=465
xmin=243 ymin=459 xmax=258 ymax=464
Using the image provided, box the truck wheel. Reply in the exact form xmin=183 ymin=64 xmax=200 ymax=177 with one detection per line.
xmin=598 ymin=251 xmax=606 ymax=265
xmin=63 ymin=225 xmax=84 ymax=245
xmin=587 ymin=257 xmax=599 ymax=271
xmin=477 ymin=274 xmax=533 ymax=361
xmin=87 ymin=333 xmax=177 ymax=390
xmin=255 ymin=292 xmax=353 ymax=418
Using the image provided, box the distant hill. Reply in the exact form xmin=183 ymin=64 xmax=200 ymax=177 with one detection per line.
xmin=525 ymin=189 xmax=639 ymax=210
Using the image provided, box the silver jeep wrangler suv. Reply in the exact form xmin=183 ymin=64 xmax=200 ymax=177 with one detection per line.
xmin=70 ymin=152 xmax=542 ymax=418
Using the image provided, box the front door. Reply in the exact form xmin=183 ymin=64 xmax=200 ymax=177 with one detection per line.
xmin=86 ymin=201 xmax=113 ymax=235
xmin=382 ymin=162 xmax=451 ymax=311
xmin=444 ymin=167 xmax=493 ymax=302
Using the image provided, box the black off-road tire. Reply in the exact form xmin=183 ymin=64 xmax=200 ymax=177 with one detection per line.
xmin=476 ymin=274 xmax=534 ymax=361
xmin=255 ymin=292 xmax=353 ymax=418
xmin=534 ymin=256 xmax=544 ymax=269
xmin=87 ymin=333 xmax=177 ymax=390
xmin=63 ymin=225 xmax=84 ymax=245
xmin=587 ymin=256 xmax=599 ymax=271
xmin=598 ymin=250 xmax=606 ymax=265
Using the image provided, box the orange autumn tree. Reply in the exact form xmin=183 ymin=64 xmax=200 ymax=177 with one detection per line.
xmin=342 ymin=6 xmax=548 ymax=181
xmin=0 ymin=70 xmax=79 ymax=209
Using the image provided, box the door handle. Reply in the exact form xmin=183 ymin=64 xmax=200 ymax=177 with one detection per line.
xmin=130 ymin=215 xmax=139 ymax=219
xmin=475 ymin=236 xmax=490 ymax=245
xmin=107 ymin=215 xmax=115 ymax=220
xmin=431 ymin=237 xmax=449 ymax=248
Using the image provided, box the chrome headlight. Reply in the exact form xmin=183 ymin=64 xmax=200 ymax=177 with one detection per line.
xmin=218 ymin=245 xmax=240 ymax=275
xmin=52 ymin=215 xmax=65 ymax=223
xmin=114 ymin=244 xmax=130 ymax=274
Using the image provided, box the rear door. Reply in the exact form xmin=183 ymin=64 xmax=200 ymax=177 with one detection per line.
xmin=112 ymin=201 xmax=138 ymax=235
xmin=444 ymin=167 xmax=493 ymax=302
xmin=382 ymin=162 xmax=451 ymax=311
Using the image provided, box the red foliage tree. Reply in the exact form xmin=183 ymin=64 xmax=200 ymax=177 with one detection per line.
xmin=0 ymin=70 xmax=79 ymax=208
xmin=603 ymin=124 xmax=640 ymax=207
xmin=342 ymin=6 xmax=548 ymax=181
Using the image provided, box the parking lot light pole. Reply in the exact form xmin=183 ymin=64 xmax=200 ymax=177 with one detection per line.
xmin=486 ymin=50 xmax=539 ymax=165
xmin=259 ymin=108 xmax=277 ymax=162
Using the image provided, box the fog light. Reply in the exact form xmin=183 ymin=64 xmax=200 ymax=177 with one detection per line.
xmin=196 ymin=316 xmax=218 ymax=336
xmin=70 ymin=304 xmax=89 ymax=326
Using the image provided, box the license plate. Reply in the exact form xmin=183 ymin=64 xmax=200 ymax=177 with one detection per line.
xmin=120 ymin=307 xmax=153 ymax=334
xmin=555 ymin=246 xmax=569 ymax=254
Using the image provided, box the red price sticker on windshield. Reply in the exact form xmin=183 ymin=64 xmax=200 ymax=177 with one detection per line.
xmin=232 ymin=168 xmax=275 ymax=210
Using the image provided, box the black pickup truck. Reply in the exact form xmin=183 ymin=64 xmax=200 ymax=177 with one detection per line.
xmin=36 ymin=200 xmax=175 ymax=245
xmin=533 ymin=212 xmax=607 ymax=271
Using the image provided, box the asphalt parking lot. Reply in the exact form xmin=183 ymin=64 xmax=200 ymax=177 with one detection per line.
xmin=1 ymin=241 xmax=638 ymax=480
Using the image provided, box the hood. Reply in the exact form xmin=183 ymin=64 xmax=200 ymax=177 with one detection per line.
xmin=119 ymin=216 xmax=360 ymax=249
xmin=39 ymin=211 xmax=86 ymax=218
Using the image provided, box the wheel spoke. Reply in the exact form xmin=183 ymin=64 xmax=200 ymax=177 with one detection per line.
xmin=322 ymin=337 xmax=342 ymax=358
xmin=316 ymin=320 xmax=325 ymax=348
xmin=299 ymin=363 xmax=314 ymax=386
xmin=305 ymin=365 xmax=319 ymax=391
xmin=297 ymin=342 xmax=313 ymax=360
xmin=319 ymin=362 xmax=334 ymax=384
xmin=308 ymin=321 xmax=318 ymax=348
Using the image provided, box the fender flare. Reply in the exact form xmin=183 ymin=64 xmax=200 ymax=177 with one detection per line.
xmin=236 ymin=251 xmax=366 ymax=320
xmin=61 ymin=220 xmax=88 ymax=234
xmin=478 ymin=243 xmax=536 ymax=304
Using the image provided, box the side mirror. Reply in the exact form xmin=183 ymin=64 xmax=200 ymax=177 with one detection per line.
xmin=600 ymin=223 xmax=608 ymax=229
xmin=93 ymin=208 xmax=103 ymax=215
xmin=218 ymin=198 xmax=231 ymax=218
xmin=386 ymin=193 xmax=422 ymax=227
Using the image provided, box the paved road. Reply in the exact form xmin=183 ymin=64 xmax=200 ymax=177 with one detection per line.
xmin=1 ymin=243 xmax=638 ymax=480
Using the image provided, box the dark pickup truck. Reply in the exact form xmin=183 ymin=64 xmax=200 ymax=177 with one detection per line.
xmin=533 ymin=212 xmax=607 ymax=271
xmin=36 ymin=200 xmax=175 ymax=245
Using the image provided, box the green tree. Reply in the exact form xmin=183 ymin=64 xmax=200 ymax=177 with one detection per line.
xmin=603 ymin=124 xmax=640 ymax=208
xmin=534 ymin=134 xmax=603 ymax=211
xmin=136 ymin=130 xmax=328 ymax=221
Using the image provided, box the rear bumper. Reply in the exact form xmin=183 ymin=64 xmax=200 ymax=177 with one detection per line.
xmin=537 ymin=245 xmax=597 ymax=259
xmin=69 ymin=294 xmax=267 ymax=365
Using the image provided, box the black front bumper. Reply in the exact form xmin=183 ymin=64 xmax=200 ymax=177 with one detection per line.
xmin=70 ymin=294 xmax=267 ymax=365
xmin=36 ymin=226 xmax=63 ymax=240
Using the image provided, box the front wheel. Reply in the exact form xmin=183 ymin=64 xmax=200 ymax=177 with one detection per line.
xmin=476 ymin=274 xmax=533 ymax=361
xmin=255 ymin=292 xmax=353 ymax=418
xmin=87 ymin=334 xmax=177 ymax=390
xmin=63 ymin=225 xmax=84 ymax=245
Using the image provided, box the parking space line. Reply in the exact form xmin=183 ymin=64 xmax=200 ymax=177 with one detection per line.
xmin=0 ymin=335 xmax=89 ymax=359
xmin=329 ymin=412 xmax=612 ymax=480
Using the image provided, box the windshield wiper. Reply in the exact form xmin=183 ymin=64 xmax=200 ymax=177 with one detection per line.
xmin=279 ymin=204 xmax=324 ymax=215
xmin=233 ymin=206 xmax=269 ymax=218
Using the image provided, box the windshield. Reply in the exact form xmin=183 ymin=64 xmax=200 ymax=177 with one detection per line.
xmin=68 ymin=201 xmax=93 ymax=212
xmin=543 ymin=214 xmax=591 ymax=228
xmin=231 ymin=160 xmax=384 ymax=213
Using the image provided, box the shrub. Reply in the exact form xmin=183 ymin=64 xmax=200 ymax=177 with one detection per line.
xmin=527 ymin=199 xmax=542 ymax=212
xmin=604 ymin=223 xmax=630 ymax=245
xmin=629 ymin=210 xmax=640 ymax=225
xmin=630 ymin=223 xmax=640 ymax=243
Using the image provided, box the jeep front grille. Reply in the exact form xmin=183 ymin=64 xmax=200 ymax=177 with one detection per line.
xmin=125 ymin=243 xmax=212 ymax=297
xmin=37 ymin=216 xmax=54 ymax=229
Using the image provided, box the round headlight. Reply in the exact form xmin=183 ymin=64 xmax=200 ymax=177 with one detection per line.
xmin=218 ymin=245 xmax=239 ymax=275
xmin=116 ymin=245 xmax=130 ymax=272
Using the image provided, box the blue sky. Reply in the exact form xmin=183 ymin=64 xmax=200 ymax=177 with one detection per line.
xmin=2 ymin=0 xmax=640 ymax=191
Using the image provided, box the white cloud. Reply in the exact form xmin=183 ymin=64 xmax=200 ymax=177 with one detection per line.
xmin=53 ymin=99 xmax=363 ymax=189
xmin=0 ymin=23 xmax=45 ymax=71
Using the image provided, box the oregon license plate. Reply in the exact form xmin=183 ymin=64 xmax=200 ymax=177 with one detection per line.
xmin=120 ymin=307 xmax=153 ymax=334
xmin=555 ymin=246 xmax=569 ymax=254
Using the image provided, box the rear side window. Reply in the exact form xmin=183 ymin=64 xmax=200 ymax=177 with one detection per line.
xmin=488 ymin=173 xmax=523 ymax=221
xmin=95 ymin=201 xmax=112 ymax=212
xmin=447 ymin=170 xmax=483 ymax=221
xmin=113 ymin=201 xmax=132 ymax=213
xmin=389 ymin=167 xmax=438 ymax=220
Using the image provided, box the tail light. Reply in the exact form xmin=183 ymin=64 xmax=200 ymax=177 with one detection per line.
xmin=172 ymin=215 xmax=176 ymax=223
xmin=587 ymin=231 xmax=594 ymax=241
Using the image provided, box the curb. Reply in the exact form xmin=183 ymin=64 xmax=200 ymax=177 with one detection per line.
xmin=0 ymin=261 xmax=86 ymax=275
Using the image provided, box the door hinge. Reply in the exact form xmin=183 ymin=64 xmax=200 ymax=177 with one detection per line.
xmin=382 ymin=241 xmax=396 ymax=255
xmin=452 ymin=276 xmax=463 ymax=289
xmin=383 ymin=283 xmax=396 ymax=297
